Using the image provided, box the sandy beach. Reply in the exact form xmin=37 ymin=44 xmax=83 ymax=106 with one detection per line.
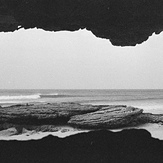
xmin=111 ymin=106 xmax=163 ymax=140
xmin=0 ymin=122 xmax=163 ymax=141
xmin=111 ymin=123 xmax=163 ymax=140
xmin=0 ymin=126 xmax=90 ymax=140
xmin=0 ymin=101 xmax=163 ymax=141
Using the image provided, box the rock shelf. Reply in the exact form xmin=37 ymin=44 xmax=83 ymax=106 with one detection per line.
xmin=68 ymin=106 xmax=143 ymax=128
xmin=0 ymin=103 xmax=99 ymax=125
xmin=0 ymin=103 xmax=163 ymax=132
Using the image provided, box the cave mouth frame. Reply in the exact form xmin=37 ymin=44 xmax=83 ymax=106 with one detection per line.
xmin=0 ymin=1 xmax=163 ymax=162
xmin=1 ymin=0 xmax=163 ymax=46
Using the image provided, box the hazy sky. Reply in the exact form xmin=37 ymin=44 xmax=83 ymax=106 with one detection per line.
xmin=0 ymin=28 xmax=163 ymax=89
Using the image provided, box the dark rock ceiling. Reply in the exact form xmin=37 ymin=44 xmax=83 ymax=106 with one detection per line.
xmin=1 ymin=0 xmax=163 ymax=46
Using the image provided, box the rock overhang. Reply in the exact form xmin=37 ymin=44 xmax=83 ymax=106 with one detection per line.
xmin=0 ymin=0 xmax=163 ymax=46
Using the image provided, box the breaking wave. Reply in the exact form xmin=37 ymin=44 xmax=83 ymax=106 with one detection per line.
xmin=0 ymin=93 xmax=71 ymax=101
xmin=0 ymin=94 xmax=41 ymax=100
xmin=40 ymin=93 xmax=71 ymax=98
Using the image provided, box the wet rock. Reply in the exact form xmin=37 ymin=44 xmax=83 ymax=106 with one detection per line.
xmin=68 ymin=106 xmax=143 ymax=129
xmin=132 ymin=113 xmax=163 ymax=125
xmin=61 ymin=128 xmax=69 ymax=133
xmin=0 ymin=103 xmax=99 ymax=125
xmin=1 ymin=103 xmax=163 ymax=130
xmin=0 ymin=127 xmax=18 ymax=136
xmin=34 ymin=125 xmax=60 ymax=132
xmin=0 ymin=123 xmax=62 ymax=133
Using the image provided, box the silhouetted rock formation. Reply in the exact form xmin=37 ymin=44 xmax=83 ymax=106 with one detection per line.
xmin=0 ymin=0 xmax=163 ymax=46
xmin=0 ymin=129 xmax=163 ymax=163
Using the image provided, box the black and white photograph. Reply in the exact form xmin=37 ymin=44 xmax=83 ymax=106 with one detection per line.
xmin=0 ymin=0 xmax=163 ymax=162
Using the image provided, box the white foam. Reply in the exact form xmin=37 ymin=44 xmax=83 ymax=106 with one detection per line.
xmin=0 ymin=127 xmax=90 ymax=141
xmin=0 ymin=94 xmax=41 ymax=101
xmin=111 ymin=123 xmax=163 ymax=140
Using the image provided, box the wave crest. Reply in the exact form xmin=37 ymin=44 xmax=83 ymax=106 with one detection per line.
xmin=40 ymin=93 xmax=69 ymax=98
xmin=0 ymin=94 xmax=41 ymax=100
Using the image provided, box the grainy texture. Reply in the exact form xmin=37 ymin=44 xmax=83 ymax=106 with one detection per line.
xmin=0 ymin=0 xmax=163 ymax=46
xmin=68 ymin=105 xmax=163 ymax=129
xmin=1 ymin=103 xmax=163 ymax=131
xmin=134 ymin=113 xmax=163 ymax=124
xmin=68 ymin=106 xmax=143 ymax=128
xmin=0 ymin=129 xmax=163 ymax=163
xmin=0 ymin=103 xmax=99 ymax=125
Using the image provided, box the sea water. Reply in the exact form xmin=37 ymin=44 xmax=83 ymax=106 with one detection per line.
xmin=1 ymin=89 xmax=163 ymax=140
xmin=1 ymin=89 xmax=163 ymax=114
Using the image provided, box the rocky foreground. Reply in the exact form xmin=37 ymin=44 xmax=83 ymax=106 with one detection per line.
xmin=0 ymin=129 xmax=163 ymax=163
xmin=0 ymin=102 xmax=163 ymax=133
xmin=1 ymin=103 xmax=163 ymax=162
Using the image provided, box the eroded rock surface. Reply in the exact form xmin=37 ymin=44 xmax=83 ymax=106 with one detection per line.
xmin=0 ymin=103 xmax=99 ymax=125
xmin=134 ymin=113 xmax=163 ymax=125
xmin=68 ymin=105 xmax=163 ymax=129
xmin=0 ymin=103 xmax=163 ymax=131
xmin=0 ymin=0 xmax=163 ymax=46
xmin=68 ymin=106 xmax=143 ymax=128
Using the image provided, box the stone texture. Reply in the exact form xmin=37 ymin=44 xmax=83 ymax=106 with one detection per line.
xmin=0 ymin=0 xmax=163 ymax=46
xmin=133 ymin=113 xmax=163 ymax=125
xmin=68 ymin=106 xmax=143 ymax=128
xmin=0 ymin=103 xmax=99 ymax=125
xmin=68 ymin=105 xmax=163 ymax=129
xmin=1 ymin=103 xmax=163 ymax=130
xmin=0 ymin=123 xmax=60 ymax=134
xmin=0 ymin=127 xmax=18 ymax=136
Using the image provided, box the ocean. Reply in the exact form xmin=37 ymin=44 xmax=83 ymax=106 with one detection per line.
xmin=1 ymin=89 xmax=163 ymax=114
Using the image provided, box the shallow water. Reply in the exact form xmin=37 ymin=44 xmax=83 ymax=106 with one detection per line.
xmin=0 ymin=126 xmax=90 ymax=140
xmin=1 ymin=89 xmax=163 ymax=113
xmin=1 ymin=89 xmax=163 ymax=140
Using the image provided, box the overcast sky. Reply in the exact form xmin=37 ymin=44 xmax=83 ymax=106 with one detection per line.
xmin=0 ymin=28 xmax=163 ymax=89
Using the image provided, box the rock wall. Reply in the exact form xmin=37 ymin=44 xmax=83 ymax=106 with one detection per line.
xmin=0 ymin=0 xmax=163 ymax=46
